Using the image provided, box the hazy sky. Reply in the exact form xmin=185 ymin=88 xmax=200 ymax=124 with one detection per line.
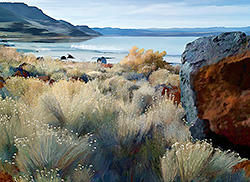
xmin=3 ymin=0 xmax=250 ymax=28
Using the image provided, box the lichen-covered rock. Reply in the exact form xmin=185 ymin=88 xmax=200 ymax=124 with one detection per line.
xmin=0 ymin=76 xmax=5 ymax=88
xmin=0 ymin=171 xmax=14 ymax=182
xmin=233 ymin=160 xmax=250 ymax=178
xmin=193 ymin=51 xmax=250 ymax=146
xmin=180 ymin=32 xmax=250 ymax=144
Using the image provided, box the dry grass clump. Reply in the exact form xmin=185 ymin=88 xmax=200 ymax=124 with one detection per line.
xmin=66 ymin=68 xmax=86 ymax=78
xmin=148 ymin=69 xmax=180 ymax=87
xmin=0 ymin=47 xmax=37 ymax=78
xmin=161 ymin=141 xmax=247 ymax=182
xmin=131 ymin=83 xmax=155 ymax=114
xmin=71 ymin=165 xmax=94 ymax=182
xmin=33 ymin=79 xmax=120 ymax=136
xmin=101 ymin=75 xmax=136 ymax=102
xmin=106 ymin=63 xmax=129 ymax=75
xmin=120 ymin=46 xmax=167 ymax=72
xmin=5 ymin=77 xmax=47 ymax=105
xmin=0 ymin=46 xmax=23 ymax=65
xmin=15 ymin=128 xmax=90 ymax=178
xmin=0 ymin=97 xmax=17 ymax=117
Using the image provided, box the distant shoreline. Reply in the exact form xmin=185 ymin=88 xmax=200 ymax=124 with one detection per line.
xmin=1 ymin=36 xmax=94 ymax=43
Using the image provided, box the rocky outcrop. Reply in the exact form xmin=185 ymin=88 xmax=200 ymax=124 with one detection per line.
xmin=0 ymin=171 xmax=14 ymax=182
xmin=180 ymin=32 xmax=250 ymax=151
xmin=0 ymin=76 xmax=5 ymax=89
xmin=233 ymin=160 xmax=250 ymax=177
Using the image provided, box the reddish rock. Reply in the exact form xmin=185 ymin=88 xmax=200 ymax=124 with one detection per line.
xmin=193 ymin=51 xmax=250 ymax=146
xmin=161 ymin=85 xmax=181 ymax=105
xmin=0 ymin=76 xmax=6 ymax=89
xmin=0 ymin=171 xmax=14 ymax=182
xmin=101 ymin=63 xmax=113 ymax=68
xmin=14 ymin=69 xmax=30 ymax=78
xmin=38 ymin=75 xmax=55 ymax=85
xmin=233 ymin=160 xmax=250 ymax=177
xmin=38 ymin=75 xmax=50 ymax=82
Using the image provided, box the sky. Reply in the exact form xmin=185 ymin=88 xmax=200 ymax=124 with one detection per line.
xmin=2 ymin=0 xmax=250 ymax=28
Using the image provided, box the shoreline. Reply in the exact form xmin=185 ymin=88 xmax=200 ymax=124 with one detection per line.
xmin=0 ymin=36 xmax=96 ymax=43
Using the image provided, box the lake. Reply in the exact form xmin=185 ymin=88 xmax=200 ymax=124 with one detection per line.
xmin=12 ymin=36 xmax=198 ymax=64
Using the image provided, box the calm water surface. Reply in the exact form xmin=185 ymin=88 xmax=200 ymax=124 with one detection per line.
xmin=12 ymin=36 xmax=198 ymax=63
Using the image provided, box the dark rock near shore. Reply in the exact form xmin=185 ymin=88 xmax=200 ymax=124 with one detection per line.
xmin=67 ymin=54 xmax=75 ymax=59
xmin=80 ymin=73 xmax=90 ymax=83
xmin=180 ymin=32 xmax=250 ymax=156
xmin=60 ymin=56 xmax=67 ymax=60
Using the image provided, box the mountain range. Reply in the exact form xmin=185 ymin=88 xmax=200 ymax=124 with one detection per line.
xmin=0 ymin=2 xmax=101 ymax=39
xmin=93 ymin=27 xmax=250 ymax=37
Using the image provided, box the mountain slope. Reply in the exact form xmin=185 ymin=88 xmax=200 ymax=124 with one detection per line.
xmin=0 ymin=2 xmax=99 ymax=38
xmin=0 ymin=2 xmax=56 ymax=22
xmin=0 ymin=6 xmax=28 ymax=23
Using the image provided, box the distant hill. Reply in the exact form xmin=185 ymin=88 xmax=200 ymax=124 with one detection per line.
xmin=0 ymin=2 xmax=100 ymax=38
xmin=93 ymin=27 xmax=250 ymax=37
xmin=76 ymin=25 xmax=102 ymax=36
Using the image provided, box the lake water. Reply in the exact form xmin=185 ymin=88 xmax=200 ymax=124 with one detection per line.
xmin=12 ymin=36 xmax=198 ymax=64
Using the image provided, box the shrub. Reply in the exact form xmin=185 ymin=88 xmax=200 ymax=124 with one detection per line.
xmin=35 ymin=80 xmax=120 ymax=136
xmin=71 ymin=165 xmax=94 ymax=182
xmin=101 ymin=75 xmax=136 ymax=102
xmin=148 ymin=69 xmax=180 ymax=87
xmin=161 ymin=141 xmax=247 ymax=182
xmin=120 ymin=46 xmax=167 ymax=72
xmin=15 ymin=128 xmax=91 ymax=178
xmin=131 ymin=83 xmax=155 ymax=114
xmin=5 ymin=77 xmax=47 ymax=101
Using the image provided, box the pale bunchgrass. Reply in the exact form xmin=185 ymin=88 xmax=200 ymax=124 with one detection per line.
xmin=15 ymin=127 xmax=91 ymax=178
xmin=148 ymin=69 xmax=180 ymax=87
xmin=0 ymin=102 xmax=42 ymax=163
xmin=5 ymin=77 xmax=48 ymax=105
xmin=164 ymin=122 xmax=191 ymax=145
xmin=37 ymin=80 xmax=120 ymax=135
xmin=71 ymin=165 xmax=94 ymax=182
xmin=101 ymin=75 xmax=135 ymax=102
xmin=0 ymin=46 xmax=23 ymax=65
xmin=14 ymin=169 xmax=62 ymax=182
xmin=66 ymin=68 xmax=86 ymax=78
xmin=5 ymin=77 xmax=28 ymax=99
xmin=130 ymin=82 xmax=155 ymax=114
xmin=0 ymin=97 xmax=17 ymax=117
xmin=35 ymin=170 xmax=62 ymax=182
xmin=106 ymin=63 xmax=130 ymax=75
xmin=161 ymin=141 xmax=247 ymax=182
xmin=0 ymin=116 xmax=18 ymax=161
xmin=110 ymin=96 xmax=188 ymax=181
xmin=145 ymin=96 xmax=185 ymax=126
xmin=117 ymin=93 xmax=186 ymax=141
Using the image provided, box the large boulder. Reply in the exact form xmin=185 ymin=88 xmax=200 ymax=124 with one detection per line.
xmin=180 ymin=32 xmax=250 ymax=153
